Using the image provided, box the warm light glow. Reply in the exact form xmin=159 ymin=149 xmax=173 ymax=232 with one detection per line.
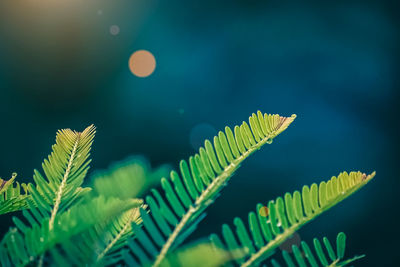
xmin=128 ymin=50 xmax=156 ymax=78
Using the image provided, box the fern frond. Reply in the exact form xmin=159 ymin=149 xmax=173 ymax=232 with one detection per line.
xmin=29 ymin=124 xmax=96 ymax=230
xmin=0 ymin=125 xmax=96 ymax=266
xmin=0 ymin=196 xmax=142 ymax=267
xmin=209 ymin=171 xmax=375 ymax=266
xmin=94 ymin=207 xmax=143 ymax=265
xmin=0 ymin=173 xmax=29 ymax=215
xmin=124 ymin=112 xmax=296 ymax=267
xmin=269 ymin=232 xmax=365 ymax=267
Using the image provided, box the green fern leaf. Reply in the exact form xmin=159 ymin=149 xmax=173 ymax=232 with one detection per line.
xmin=210 ymin=171 xmax=375 ymax=266
xmin=28 ymin=125 xmax=96 ymax=230
xmin=269 ymin=232 xmax=365 ymax=267
xmin=0 ymin=173 xmax=29 ymax=215
xmin=0 ymin=125 xmax=96 ymax=266
xmin=11 ymin=155 xmax=168 ymax=266
xmin=124 ymin=112 xmax=296 ymax=267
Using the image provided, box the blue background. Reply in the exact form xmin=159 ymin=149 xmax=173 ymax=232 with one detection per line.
xmin=0 ymin=0 xmax=398 ymax=265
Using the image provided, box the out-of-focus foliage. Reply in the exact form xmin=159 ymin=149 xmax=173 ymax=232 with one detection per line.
xmin=91 ymin=156 xmax=171 ymax=199
xmin=158 ymin=242 xmax=237 ymax=267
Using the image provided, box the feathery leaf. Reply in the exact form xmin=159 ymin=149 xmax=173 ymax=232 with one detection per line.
xmin=0 ymin=125 xmax=96 ymax=266
xmin=32 ymin=125 xmax=96 ymax=229
xmin=210 ymin=171 xmax=375 ymax=266
xmin=124 ymin=112 xmax=296 ymax=267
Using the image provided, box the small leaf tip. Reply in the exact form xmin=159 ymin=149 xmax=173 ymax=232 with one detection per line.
xmin=366 ymin=171 xmax=376 ymax=180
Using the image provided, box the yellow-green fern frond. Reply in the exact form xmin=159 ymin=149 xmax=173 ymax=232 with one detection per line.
xmin=124 ymin=112 xmax=296 ymax=267
xmin=0 ymin=125 xmax=96 ymax=266
xmin=0 ymin=173 xmax=29 ymax=215
xmin=29 ymin=125 xmax=96 ymax=229
xmin=210 ymin=171 xmax=375 ymax=266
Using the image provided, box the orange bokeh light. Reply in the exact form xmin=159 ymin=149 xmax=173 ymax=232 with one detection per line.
xmin=128 ymin=50 xmax=156 ymax=78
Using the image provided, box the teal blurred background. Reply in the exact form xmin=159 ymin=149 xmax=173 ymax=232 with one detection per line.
xmin=0 ymin=0 xmax=398 ymax=265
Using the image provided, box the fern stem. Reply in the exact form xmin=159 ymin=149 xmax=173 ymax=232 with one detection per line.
xmin=48 ymin=134 xmax=80 ymax=230
xmin=96 ymin=209 xmax=137 ymax=263
xmin=241 ymin=224 xmax=300 ymax=267
xmin=153 ymin=206 xmax=197 ymax=267
xmin=37 ymin=254 xmax=44 ymax=267
xmin=152 ymin=123 xmax=289 ymax=267
xmin=327 ymin=259 xmax=340 ymax=267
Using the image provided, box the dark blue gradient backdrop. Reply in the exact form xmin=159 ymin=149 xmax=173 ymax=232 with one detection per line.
xmin=0 ymin=0 xmax=398 ymax=266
